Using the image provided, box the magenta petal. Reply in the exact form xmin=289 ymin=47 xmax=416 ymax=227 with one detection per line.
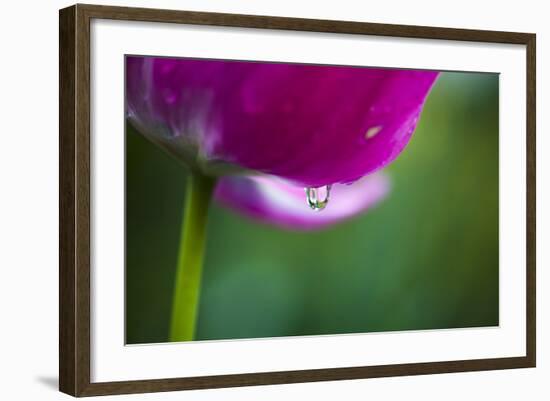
xmin=215 ymin=173 xmax=390 ymax=230
xmin=127 ymin=57 xmax=438 ymax=187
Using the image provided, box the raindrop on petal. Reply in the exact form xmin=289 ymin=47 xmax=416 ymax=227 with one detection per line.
xmin=365 ymin=125 xmax=383 ymax=139
xmin=305 ymin=185 xmax=332 ymax=211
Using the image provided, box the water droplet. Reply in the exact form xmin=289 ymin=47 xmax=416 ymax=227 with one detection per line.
xmin=365 ymin=125 xmax=383 ymax=139
xmin=163 ymin=88 xmax=177 ymax=104
xmin=305 ymin=185 xmax=332 ymax=211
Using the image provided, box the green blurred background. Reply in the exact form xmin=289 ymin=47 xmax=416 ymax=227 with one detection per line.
xmin=125 ymin=71 xmax=499 ymax=344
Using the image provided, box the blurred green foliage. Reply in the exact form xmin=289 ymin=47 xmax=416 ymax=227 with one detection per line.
xmin=126 ymin=71 xmax=499 ymax=344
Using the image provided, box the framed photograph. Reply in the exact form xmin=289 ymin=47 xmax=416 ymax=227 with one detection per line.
xmin=59 ymin=4 xmax=536 ymax=397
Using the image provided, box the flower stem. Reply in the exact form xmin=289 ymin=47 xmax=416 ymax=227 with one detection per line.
xmin=170 ymin=172 xmax=217 ymax=342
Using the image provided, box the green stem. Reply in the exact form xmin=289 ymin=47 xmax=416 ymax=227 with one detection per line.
xmin=170 ymin=172 xmax=217 ymax=342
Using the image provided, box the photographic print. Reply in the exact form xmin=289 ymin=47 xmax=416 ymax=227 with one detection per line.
xmin=59 ymin=5 xmax=535 ymax=395
xmin=125 ymin=56 xmax=499 ymax=344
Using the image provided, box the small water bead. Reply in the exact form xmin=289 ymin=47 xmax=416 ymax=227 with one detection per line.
xmin=305 ymin=185 xmax=332 ymax=211
xmin=365 ymin=125 xmax=383 ymax=139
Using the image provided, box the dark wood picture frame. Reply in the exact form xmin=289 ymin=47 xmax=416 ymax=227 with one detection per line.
xmin=59 ymin=3 xmax=536 ymax=397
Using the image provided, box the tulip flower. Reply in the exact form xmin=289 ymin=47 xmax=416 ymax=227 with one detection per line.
xmin=126 ymin=56 xmax=438 ymax=342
